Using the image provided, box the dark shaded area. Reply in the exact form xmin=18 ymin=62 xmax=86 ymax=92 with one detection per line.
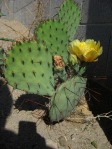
xmin=81 ymin=0 xmax=112 ymax=24
xmin=17 ymin=121 xmax=53 ymax=149
xmin=15 ymin=94 xmax=54 ymax=125
xmin=15 ymin=94 xmax=62 ymax=125
xmin=86 ymin=80 xmax=112 ymax=144
xmin=85 ymin=0 xmax=112 ymax=145
xmin=43 ymin=110 xmax=63 ymax=126
xmin=80 ymin=0 xmax=112 ymax=77
xmin=93 ymin=77 xmax=112 ymax=92
xmin=85 ymin=24 xmax=111 ymax=77
xmin=0 ymin=79 xmax=12 ymax=130
xmin=0 ymin=79 xmax=54 ymax=149
xmin=15 ymin=94 xmax=49 ymax=111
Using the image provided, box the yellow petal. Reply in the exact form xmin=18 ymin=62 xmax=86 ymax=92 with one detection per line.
xmin=68 ymin=40 xmax=80 ymax=54
xmin=97 ymin=47 xmax=103 ymax=56
xmin=83 ymin=49 xmax=98 ymax=62
xmin=95 ymin=41 xmax=100 ymax=50
xmin=68 ymin=41 xmax=84 ymax=60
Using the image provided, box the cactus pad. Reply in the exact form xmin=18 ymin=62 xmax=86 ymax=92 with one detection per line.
xmin=4 ymin=41 xmax=54 ymax=96
xmin=35 ymin=20 xmax=69 ymax=63
xmin=49 ymin=76 xmax=86 ymax=122
xmin=58 ymin=0 xmax=81 ymax=41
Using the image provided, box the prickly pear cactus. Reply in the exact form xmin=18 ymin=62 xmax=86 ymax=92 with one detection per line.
xmin=58 ymin=0 xmax=81 ymax=41
xmin=4 ymin=41 xmax=54 ymax=96
xmin=35 ymin=20 xmax=69 ymax=63
xmin=1 ymin=0 xmax=86 ymax=122
xmin=49 ymin=76 xmax=86 ymax=122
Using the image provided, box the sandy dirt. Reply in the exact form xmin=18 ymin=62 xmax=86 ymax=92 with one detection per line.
xmin=0 ymin=19 xmax=112 ymax=149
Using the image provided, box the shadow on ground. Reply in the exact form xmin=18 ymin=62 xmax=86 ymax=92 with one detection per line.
xmin=0 ymin=79 xmax=53 ymax=149
xmin=86 ymin=80 xmax=112 ymax=144
xmin=15 ymin=94 xmax=49 ymax=111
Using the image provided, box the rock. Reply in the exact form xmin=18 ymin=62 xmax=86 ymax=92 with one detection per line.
xmin=58 ymin=136 xmax=67 ymax=147
xmin=46 ymin=139 xmax=58 ymax=149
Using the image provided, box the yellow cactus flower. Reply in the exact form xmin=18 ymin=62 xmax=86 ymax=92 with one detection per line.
xmin=68 ymin=39 xmax=103 ymax=62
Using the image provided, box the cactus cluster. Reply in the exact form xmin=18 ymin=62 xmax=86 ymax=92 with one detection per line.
xmin=1 ymin=0 xmax=86 ymax=122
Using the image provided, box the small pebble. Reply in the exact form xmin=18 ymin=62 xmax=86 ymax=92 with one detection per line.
xmin=46 ymin=139 xmax=58 ymax=149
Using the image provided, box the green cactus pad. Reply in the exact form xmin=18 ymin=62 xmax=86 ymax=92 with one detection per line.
xmin=49 ymin=76 xmax=86 ymax=122
xmin=35 ymin=20 xmax=69 ymax=63
xmin=58 ymin=0 xmax=81 ymax=41
xmin=4 ymin=41 xmax=54 ymax=96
